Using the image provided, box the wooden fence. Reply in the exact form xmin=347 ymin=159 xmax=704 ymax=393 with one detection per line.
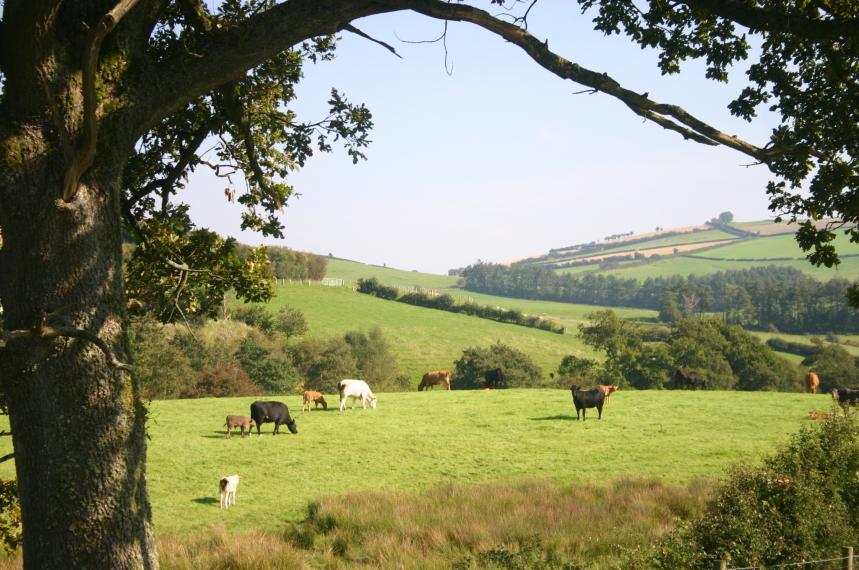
xmin=717 ymin=547 xmax=854 ymax=570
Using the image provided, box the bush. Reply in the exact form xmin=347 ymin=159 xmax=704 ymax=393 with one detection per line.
xmin=0 ymin=479 xmax=21 ymax=554
xmin=343 ymin=326 xmax=401 ymax=392
xmin=355 ymin=277 xmax=399 ymax=300
xmin=235 ymin=334 xmax=301 ymax=395
xmin=232 ymin=304 xmax=276 ymax=332
xmin=131 ymin=317 xmax=197 ymax=399
xmin=291 ymin=337 xmax=359 ymax=395
xmin=452 ymin=341 xmax=544 ymax=390
xmin=649 ymin=415 xmax=859 ymax=570
xmin=180 ymin=364 xmax=261 ymax=398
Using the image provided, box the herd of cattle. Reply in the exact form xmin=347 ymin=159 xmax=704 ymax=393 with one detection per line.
xmin=218 ymin=367 xmax=859 ymax=506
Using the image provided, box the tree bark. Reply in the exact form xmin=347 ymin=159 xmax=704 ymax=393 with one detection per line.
xmin=0 ymin=130 xmax=156 ymax=567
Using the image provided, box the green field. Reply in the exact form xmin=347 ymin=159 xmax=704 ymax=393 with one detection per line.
xmin=0 ymin=390 xmax=833 ymax=535
xmin=324 ymin=259 xmax=459 ymax=289
xmin=266 ymin=282 xmax=601 ymax=379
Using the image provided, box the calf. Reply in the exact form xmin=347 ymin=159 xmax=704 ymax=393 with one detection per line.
xmin=224 ymin=415 xmax=257 ymax=439
xmin=571 ymin=385 xmax=605 ymax=421
xmin=302 ymin=390 xmax=327 ymax=412
xmin=250 ymin=401 xmax=298 ymax=435
xmin=419 ymin=370 xmax=451 ymax=391
xmin=831 ymin=388 xmax=859 ymax=412
xmin=338 ymin=379 xmax=377 ymax=411
xmin=219 ymin=475 xmax=242 ymax=508
xmin=598 ymin=385 xmax=619 ymax=403
xmin=809 ymin=411 xmax=844 ymax=420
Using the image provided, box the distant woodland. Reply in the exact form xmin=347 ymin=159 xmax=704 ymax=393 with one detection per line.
xmin=461 ymin=262 xmax=859 ymax=333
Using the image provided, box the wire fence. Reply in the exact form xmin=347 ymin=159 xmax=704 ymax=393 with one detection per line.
xmin=720 ymin=548 xmax=855 ymax=570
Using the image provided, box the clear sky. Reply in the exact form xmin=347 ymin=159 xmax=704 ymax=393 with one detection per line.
xmin=182 ymin=2 xmax=782 ymax=275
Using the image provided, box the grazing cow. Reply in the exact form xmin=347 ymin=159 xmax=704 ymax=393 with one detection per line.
xmin=219 ymin=475 xmax=242 ymax=508
xmin=338 ymin=379 xmax=377 ymax=411
xmin=831 ymin=388 xmax=859 ymax=412
xmin=598 ymin=385 xmax=619 ymax=403
xmin=674 ymin=370 xmax=706 ymax=390
xmin=805 ymin=372 xmax=820 ymax=394
xmin=484 ymin=368 xmax=505 ymax=389
xmin=419 ymin=370 xmax=451 ymax=391
xmin=250 ymin=401 xmax=298 ymax=436
xmin=224 ymin=415 xmax=257 ymax=439
xmin=570 ymin=385 xmax=605 ymax=421
xmin=302 ymin=390 xmax=327 ymax=412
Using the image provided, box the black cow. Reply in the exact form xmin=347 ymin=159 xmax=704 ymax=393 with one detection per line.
xmin=570 ymin=385 xmax=605 ymax=421
xmin=674 ymin=370 xmax=706 ymax=390
xmin=484 ymin=368 xmax=505 ymax=389
xmin=250 ymin=400 xmax=298 ymax=436
xmin=831 ymin=388 xmax=859 ymax=412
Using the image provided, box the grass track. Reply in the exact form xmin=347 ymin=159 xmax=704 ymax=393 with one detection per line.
xmin=324 ymin=259 xmax=458 ymax=289
xmin=0 ymin=390 xmax=829 ymax=535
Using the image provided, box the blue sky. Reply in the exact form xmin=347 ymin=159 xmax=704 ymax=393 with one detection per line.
xmin=183 ymin=2 xmax=782 ymax=274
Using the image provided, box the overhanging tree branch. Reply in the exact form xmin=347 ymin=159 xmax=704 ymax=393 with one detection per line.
xmin=392 ymin=0 xmax=830 ymax=167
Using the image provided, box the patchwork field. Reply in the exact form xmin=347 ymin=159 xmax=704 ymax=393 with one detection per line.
xmin=0 ymin=390 xmax=834 ymax=536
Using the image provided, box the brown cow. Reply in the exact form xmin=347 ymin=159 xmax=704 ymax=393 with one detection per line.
xmin=805 ymin=372 xmax=820 ymax=394
xmin=302 ymin=390 xmax=327 ymax=411
xmin=419 ymin=370 xmax=451 ymax=391
xmin=225 ymin=415 xmax=257 ymax=439
xmin=809 ymin=411 xmax=844 ymax=420
xmin=598 ymin=385 xmax=619 ymax=403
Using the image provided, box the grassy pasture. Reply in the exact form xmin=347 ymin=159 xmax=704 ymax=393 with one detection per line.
xmin=541 ymin=229 xmax=738 ymax=263
xmin=0 ymin=390 xmax=830 ymax=536
xmin=265 ymin=282 xmax=602 ymax=379
xmin=324 ymin=259 xmax=459 ymax=289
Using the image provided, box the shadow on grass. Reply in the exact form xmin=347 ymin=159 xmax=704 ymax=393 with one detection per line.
xmin=530 ymin=415 xmax=577 ymax=421
xmin=192 ymin=497 xmax=219 ymax=505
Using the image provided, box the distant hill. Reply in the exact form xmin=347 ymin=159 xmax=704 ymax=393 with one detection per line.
xmin=506 ymin=219 xmax=859 ymax=281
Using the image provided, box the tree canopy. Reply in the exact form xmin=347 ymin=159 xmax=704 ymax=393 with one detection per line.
xmin=1 ymin=0 xmax=859 ymax=567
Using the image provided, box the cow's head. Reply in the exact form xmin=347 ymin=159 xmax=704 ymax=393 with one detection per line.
xmin=832 ymin=388 xmax=840 ymax=400
xmin=368 ymin=396 xmax=378 ymax=409
xmin=286 ymin=419 xmax=298 ymax=434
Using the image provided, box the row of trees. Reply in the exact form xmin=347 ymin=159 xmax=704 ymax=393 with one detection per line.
xmin=461 ymin=263 xmax=859 ymax=332
xmin=356 ymin=278 xmax=565 ymax=334
xmin=264 ymin=246 xmax=327 ymax=281
xmin=570 ymin=311 xmax=807 ymax=391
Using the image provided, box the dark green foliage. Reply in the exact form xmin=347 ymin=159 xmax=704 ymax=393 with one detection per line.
xmin=650 ymin=416 xmax=859 ymax=570
xmin=801 ymin=338 xmax=859 ymax=392
xmin=0 ymin=479 xmax=21 ymax=555
xmin=355 ymin=277 xmax=399 ymax=300
xmin=232 ymin=304 xmax=276 ymax=332
xmin=578 ymin=312 xmax=804 ymax=391
xmin=462 ymin=263 xmax=859 ymax=333
xmin=343 ymin=326 xmax=401 ymax=392
xmin=235 ymin=334 xmax=300 ymax=395
xmin=131 ymin=317 xmax=198 ymax=399
xmin=267 ymin=246 xmax=327 ymax=280
xmin=179 ymin=364 xmax=260 ymax=398
xmin=273 ymin=304 xmax=309 ymax=340
xmin=557 ymin=355 xmax=600 ymax=382
xmin=291 ymin=337 xmax=359 ymax=395
xmin=232 ymin=303 xmax=308 ymax=339
xmin=766 ymin=337 xmax=816 ymax=358
xmin=454 ymin=539 xmax=580 ymax=570
xmin=452 ymin=341 xmax=544 ymax=390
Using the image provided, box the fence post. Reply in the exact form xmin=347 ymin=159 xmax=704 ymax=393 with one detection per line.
xmin=712 ymin=560 xmax=726 ymax=570
xmin=844 ymin=547 xmax=854 ymax=570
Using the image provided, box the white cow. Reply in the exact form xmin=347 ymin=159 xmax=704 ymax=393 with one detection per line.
xmin=338 ymin=379 xmax=377 ymax=411
xmin=219 ymin=475 xmax=242 ymax=508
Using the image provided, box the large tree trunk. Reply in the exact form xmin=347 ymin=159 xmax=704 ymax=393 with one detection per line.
xmin=0 ymin=129 xmax=157 ymax=568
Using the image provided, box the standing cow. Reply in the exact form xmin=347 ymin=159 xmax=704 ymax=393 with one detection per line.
xmin=419 ymin=370 xmax=451 ymax=391
xmin=571 ymin=385 xmax=605 ymax=421
xmin=250 ymin=401 xmax=298 ymax=436
xmin=674 ymin=370 xmax=706 ymax=390
xmin=805 ymin=372 xmax=820 ymax=394
xmin=484 ymin=368 xmax=505 ymax=389
xmin=339 ymin=379 xmax=378 ymax=410
xmin=224 ymin=415 xmax=257 ymax=439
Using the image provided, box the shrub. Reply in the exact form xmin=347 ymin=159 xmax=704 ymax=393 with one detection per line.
xmin=355 ymin=277 xmax=399 ymax=300
xmin=131 ymin=317 xmax=197 ymax=399
xmin=649 ymin=415 xmax=859 ymax=570
xmin=180 ymin=364 xmax=261 ymax=398
xmin=343 ymin=326 xmax=401 ymax=392
xmin=235 ymin=334 xmax=301 ymax=395
xmin=452 ymin=341 xmax=544 ymax=389
xmin=273 ymin=304 xmax=309 ymax=339
xmin=0 ymin=479 xmax=21 ymax=554
xmin=232 ymin=304 xmax=276 ymax=332
xmin=292 ymin=337 xmax=358 ymax=395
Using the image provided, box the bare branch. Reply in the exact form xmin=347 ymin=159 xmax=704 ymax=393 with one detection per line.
xmin=0 ymin=454 xmax=14 ymax=464
xmin=392 ymin=0 xmax=827 ymax=166
xmin=343 ymin=23 xmax=402 ymax=58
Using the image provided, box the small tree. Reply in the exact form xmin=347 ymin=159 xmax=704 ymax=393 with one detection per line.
xmin=180 ymin=364 xmax=260 ymax=398
xmin=273 ymin=305 xmax=309 ymax=340
xmin=452 ymin=341 xmax=543 ymax=390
